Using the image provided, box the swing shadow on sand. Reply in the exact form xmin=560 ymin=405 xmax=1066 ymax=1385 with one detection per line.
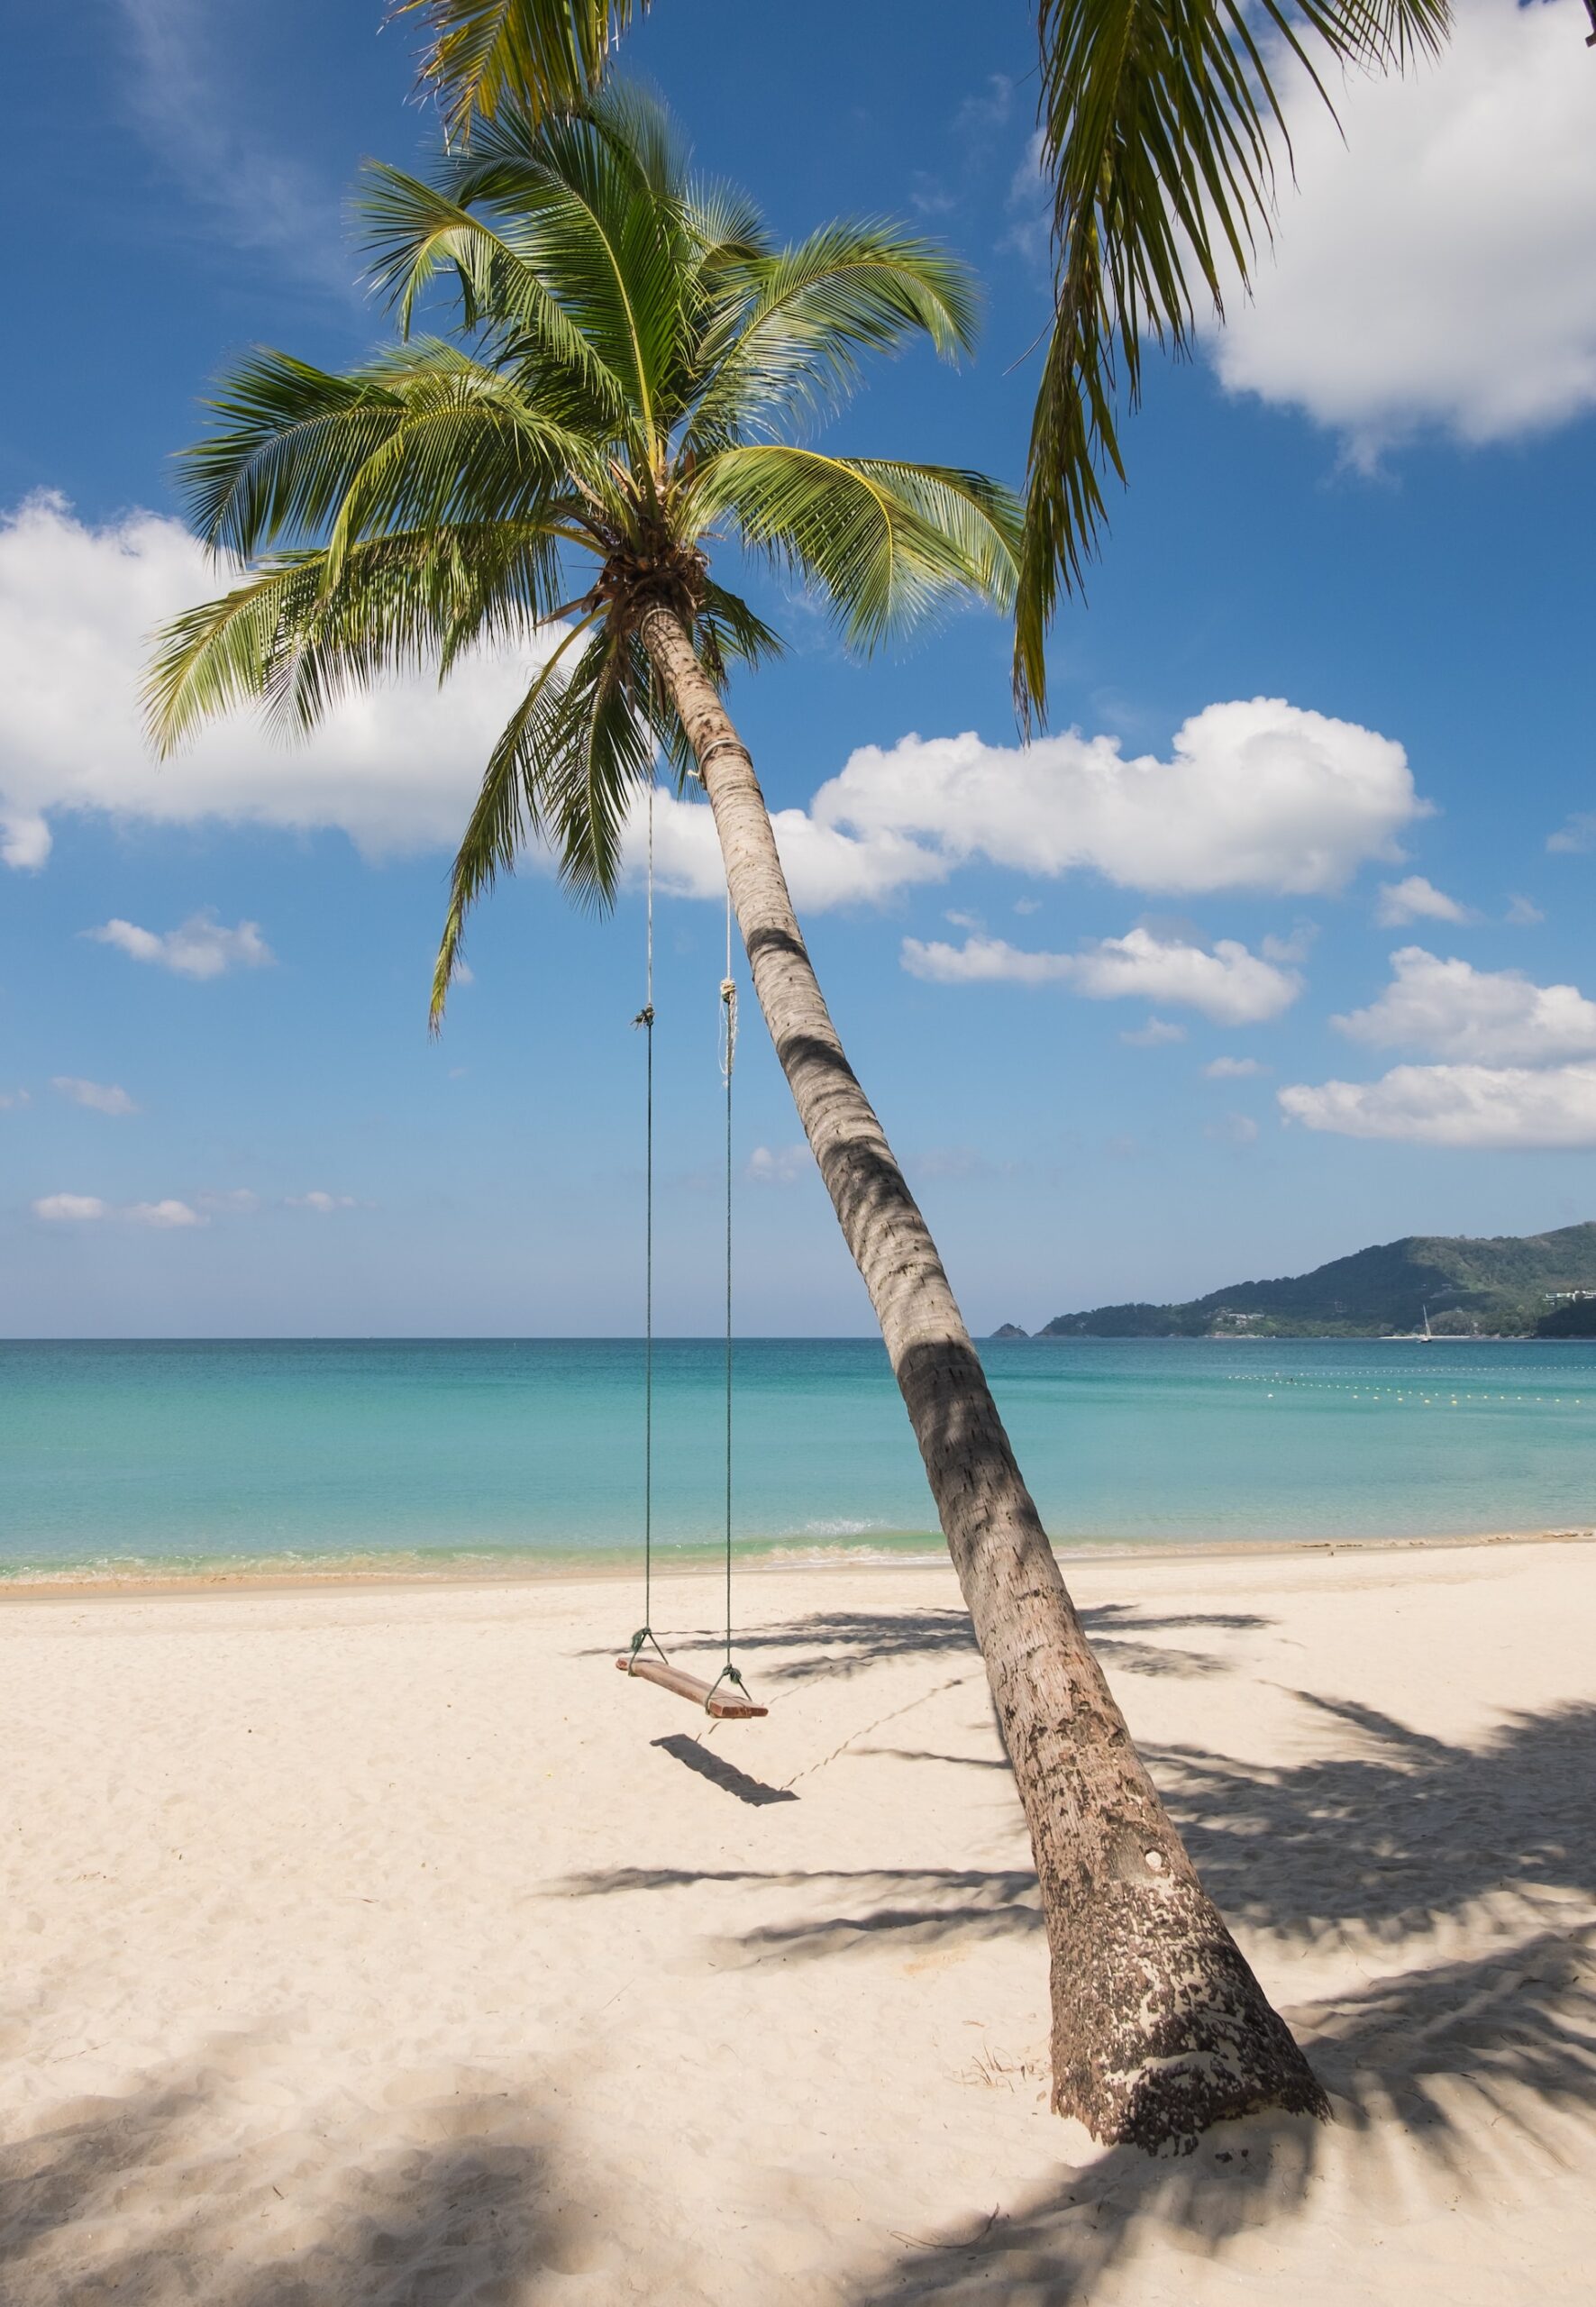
xmin=651 ymin=1731 xmax=798 ymax=1805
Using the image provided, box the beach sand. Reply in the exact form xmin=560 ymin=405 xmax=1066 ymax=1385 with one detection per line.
xmin=3 ymin=1537 xmax=1593 ymax=2304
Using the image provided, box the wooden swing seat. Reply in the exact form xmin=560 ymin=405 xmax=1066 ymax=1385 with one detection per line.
xmin=616 ymin=1654 xmax=768 ymax=1719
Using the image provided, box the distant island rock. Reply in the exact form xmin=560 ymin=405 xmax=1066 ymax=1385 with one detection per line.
xmin=989 ymin=1322 xmax=1029 ymax=1340
xmin=1037 ymin=1221 xmax=1596 ymax=1340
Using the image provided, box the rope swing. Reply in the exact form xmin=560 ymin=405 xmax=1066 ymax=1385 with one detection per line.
xmin=616 ymin=786 xmax=767 ymax=1722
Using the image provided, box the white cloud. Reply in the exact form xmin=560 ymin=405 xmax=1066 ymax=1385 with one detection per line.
xmin=814 ymin=700 xmax=1419 ymax=899
xmin=1281 ymin=1063 xmax=1596 ymax=1148
xmin=32 ymin=1190 xmax=206 ymax=1226
xmin=0 ymin=495 xmax=559 ymax=871
xmin=1548 ymin=812 xmax=1596 ymax=856
xmin=746 ymin=1144 xmax=809 ymax=1187
xmin=903 ymin=926 xmax=1301 ymax=1025
xmin=1375 ymin=875 xmax=1472 ymax=927
xmin=51 ymin=1077 xmax=139 ymax=1116
xmin=903 ymin=935 xmax=1068 ymax=988
xmin=1067 ymin=931 xmax=1301 ymax=1022
xmin=1204 ymin=1055 xmax=1267 ymax=1080
xmin=1207 ymin=0 xmax=1596 ymax=454
xmin=198 ymin=1188 xmax=260 ymax=1214
xmin=1335 ymin=946 xmax=1596 ymax=1064
xmin=87 ymin=912 xmax=273 ymax=980
xmin=0 ymin=1088 xmax=32 ymax=1109
xmin=636 ymin=697 xmax=1420 ymax=912
xmin=286 ymin=1191 xmax=359 ymax=1214
xmin=1120 ymin=1017 xmax=1186 ymax=1047
xmin=1505 ymin=894 xmax=1545 ymax=927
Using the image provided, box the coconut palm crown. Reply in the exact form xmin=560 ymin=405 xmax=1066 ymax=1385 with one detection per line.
xmin=148 ymin=88 xmax=1020 ymax=1020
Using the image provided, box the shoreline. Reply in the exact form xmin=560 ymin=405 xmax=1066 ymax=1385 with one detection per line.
xmin=4 ymin=1518 xmax=1593 ymax=1604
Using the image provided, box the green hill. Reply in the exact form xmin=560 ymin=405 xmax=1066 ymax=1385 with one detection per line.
xmin=1036 ymin=1222 xmax=1596 ymax=1339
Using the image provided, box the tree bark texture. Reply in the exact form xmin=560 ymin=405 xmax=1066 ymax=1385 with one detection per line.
xmin=641 ymin=604 xmax=1328 ymax=2150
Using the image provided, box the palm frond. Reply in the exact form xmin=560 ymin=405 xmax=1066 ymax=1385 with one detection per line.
xmin=155 ymin=83 xmax=1017 ymax=1023
xmin=395 ymin=0 xmax=648 ymax=146
xmin=1019 ymin=0 xmax=1452 ymax=721
xmin=398 ymin=104 xmax=692 ymax=450
xmin=689 ymin=223 xmax=980 ymax=445
xmin=178 ymin=355 xmax=406 ymax=561
xmin=431 ymin=609 xmax=599 ymax=1023
xmin=686 ymin=447 xmax=1020 ymax=650
xmin=148 ymin=524 xmax=568 ymax=753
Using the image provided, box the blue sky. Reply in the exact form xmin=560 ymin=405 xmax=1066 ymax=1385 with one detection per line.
xmin=3 ymin=0 xmax=1594 ymax=1336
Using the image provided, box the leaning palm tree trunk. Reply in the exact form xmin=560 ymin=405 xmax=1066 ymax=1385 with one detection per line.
xmin=643 ymin=601 xmax=1326 ymax=2145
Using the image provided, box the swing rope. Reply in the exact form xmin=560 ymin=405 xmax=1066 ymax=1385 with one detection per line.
xmin=704 ymin=889 xmax=752 ymax=1710
xmin=621 ymin=803 xmax=761 ymax=1718
xmin=628 ymin=781 xmax=668 ymax=1673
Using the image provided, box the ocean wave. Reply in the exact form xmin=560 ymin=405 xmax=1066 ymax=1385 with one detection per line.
xmin=753 ymin=1541 xmax=945 ymax=1569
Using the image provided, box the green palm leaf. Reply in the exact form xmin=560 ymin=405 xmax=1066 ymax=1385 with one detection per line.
xmin=688 ymin=223 xmax=980 ymax=444
xmin=1017 ymin=0 xmax=1451 ymax=719
xmin=686 ymin=446 xmax=1019 ymax=649
xmin=394 ymin=0 xmax=648 ymax=146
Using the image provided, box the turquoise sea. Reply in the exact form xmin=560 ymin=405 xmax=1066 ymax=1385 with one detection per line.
xmin=2 ymin=1336 xmax=1593 ymax=1582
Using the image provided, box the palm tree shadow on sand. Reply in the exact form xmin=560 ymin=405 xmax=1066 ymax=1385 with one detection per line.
xmin=582 ymin=1602 xmax=1270 ymax=1687
xmin=853 ymin=1695 xmax=1596 ymax=2299
xmin=561 ymin=1683 xmax=1596 ymax=2302
xmin=0 ymin=2067 xmax=588 ymax=2307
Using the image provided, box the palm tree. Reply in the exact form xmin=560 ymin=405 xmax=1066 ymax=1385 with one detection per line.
xmin=147 ymin=90 xmax=1325 ymax=2148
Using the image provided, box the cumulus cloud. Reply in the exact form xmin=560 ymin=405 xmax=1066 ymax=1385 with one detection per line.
xmin=1375 ymin=875 xmax=1472 ymax=927
xmin=1205 ymin=1055 xmax=1267 ymax=1080
xmin=1 ymin=1088 xmax=33 ymax=1109
xmin=1120 ymin=1017 xmax=1186 ymax=1047
xmin=286 ymin=1191 xmax=358 ymax=1214
xmin=198 ymin=1188 xmax=260 ymax=1214
xmin=1335 ymin=947 xmax=1596 ymax=1064
xmin=1505 ymin=894 xmax=1545 ymax=927
xmin=637 ymin=697 xmax=1421 ymax=911
xmin=903 ymin=927 xmax=1301 ymax=1025
xmin=32 ymin=1192 xmax=204 ymax=1226
xmin=1206 ymin=0 xmax=1596 ymax=455
xmin=51 ymin=1077 xmax=138 ymax=1116
xmin=0 ymin=495 xmax=558 ymax=871
xmin=87 ymin=913 xmax=273 ymax=980
xmin=1281 ymin=1063 xmax=1596 ymax=1148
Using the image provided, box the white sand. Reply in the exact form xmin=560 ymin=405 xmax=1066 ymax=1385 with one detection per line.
xmin=3 ymin=1537 xmax=1593 ymax=2304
